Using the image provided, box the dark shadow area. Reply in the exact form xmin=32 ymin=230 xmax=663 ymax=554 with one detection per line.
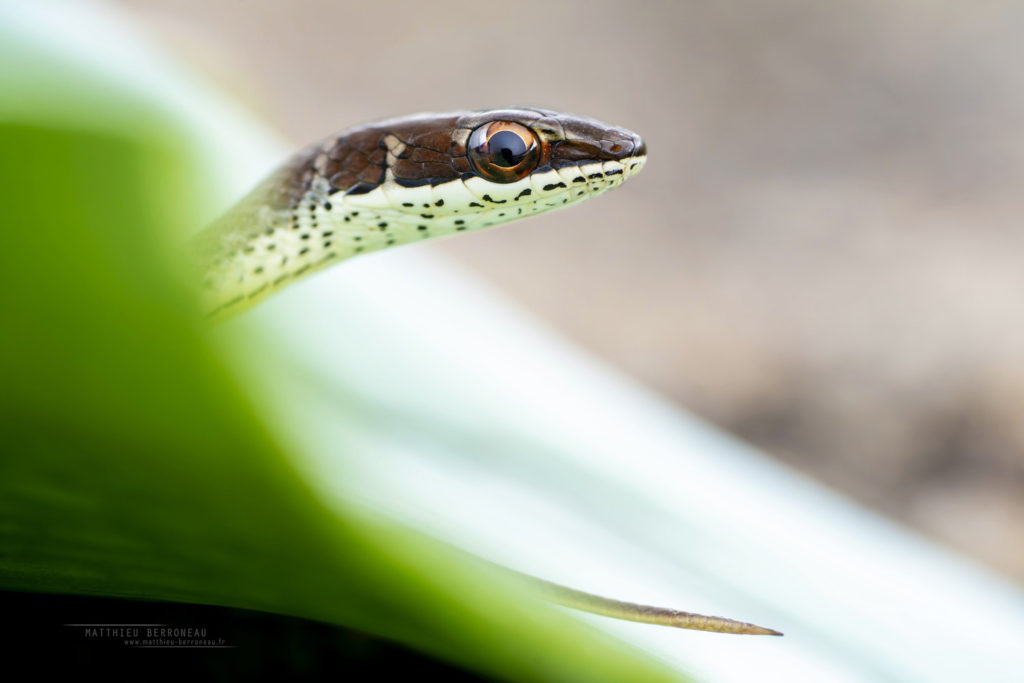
xmin=0 ymin=590 xmax=488 ymax=681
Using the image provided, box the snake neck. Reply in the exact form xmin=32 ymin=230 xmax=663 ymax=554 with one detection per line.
xmin=192 ymin=189 xmax=515 ymax=321
xmin=192 ymin=176 xmax=460 ymax=320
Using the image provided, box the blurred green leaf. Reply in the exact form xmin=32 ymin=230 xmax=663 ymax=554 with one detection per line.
xmin=0 ymin=24 xmax=681 ymax=683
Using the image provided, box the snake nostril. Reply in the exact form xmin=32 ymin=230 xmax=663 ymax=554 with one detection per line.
xmin=604 ymin=138 xmax=640 ymax=160
xmin=605 ymin=135 xmax=645 ymax=160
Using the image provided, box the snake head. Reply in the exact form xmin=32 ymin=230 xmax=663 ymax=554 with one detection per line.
xmin=275 ymin=107 xmax=646 ymax=235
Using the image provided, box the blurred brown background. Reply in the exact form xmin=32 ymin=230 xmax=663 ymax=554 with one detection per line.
xmin=115 ymin=0 xmax=1024 ymax=581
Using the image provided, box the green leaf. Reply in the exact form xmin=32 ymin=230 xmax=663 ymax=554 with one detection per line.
xmin=0 ymin=31 xmax=681 ymax=683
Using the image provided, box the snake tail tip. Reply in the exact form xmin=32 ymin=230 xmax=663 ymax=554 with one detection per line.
xmin=680 ymin=617 xmax=784 ymax=636
xmin=707 ymin=618 xmax=782 ymax=636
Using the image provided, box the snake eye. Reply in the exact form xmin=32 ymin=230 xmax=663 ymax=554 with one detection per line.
xmin=467 ymin=121 xmax=541 ymax=183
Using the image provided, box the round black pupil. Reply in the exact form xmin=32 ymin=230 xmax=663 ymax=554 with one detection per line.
xmin=488 ymin=130 xmax=527 ymax=167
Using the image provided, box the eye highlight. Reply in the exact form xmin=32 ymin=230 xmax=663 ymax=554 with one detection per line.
xmin=468 ymin=121 xmax=541 ymax=183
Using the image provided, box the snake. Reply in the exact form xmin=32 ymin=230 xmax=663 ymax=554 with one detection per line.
xmin=192 ymin=107 xmax=780 ymax=636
